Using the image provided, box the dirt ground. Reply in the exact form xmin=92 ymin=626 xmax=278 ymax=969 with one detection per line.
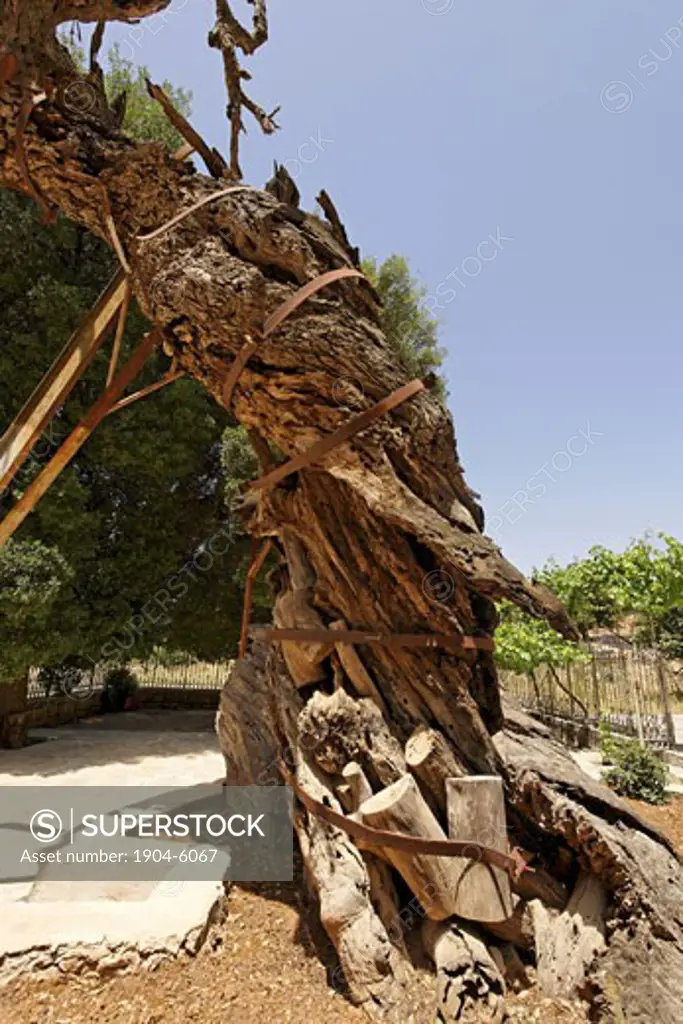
xmin=628 ymin=792 xmax=683 ymax=854
xmin=0 ymin=873 xmax=588 ymax=1024
xmin=2 ymin=790 xmax=679 ymax=1023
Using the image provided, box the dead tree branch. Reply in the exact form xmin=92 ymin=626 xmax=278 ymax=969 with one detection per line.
xmin=208 ymin=0 xmax=279 ymax=179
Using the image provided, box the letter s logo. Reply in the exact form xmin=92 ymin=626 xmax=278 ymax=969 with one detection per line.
xmin=30 ymin=809 xmax=63 ymax=843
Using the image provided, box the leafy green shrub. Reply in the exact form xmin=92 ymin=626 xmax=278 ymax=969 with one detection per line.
xmin=599 ymin=718 xmax=619 ymax=765
xmin=601 ymin=735 xmax=669 ymax=804
xmin=101 ymin=667 xmax=138 ymax=713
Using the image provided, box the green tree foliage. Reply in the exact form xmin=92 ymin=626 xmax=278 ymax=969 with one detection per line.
xmin=495 ymin=601 xmax=588 ymax=675
xmin=0 ymin=51 xmax=248 ymax=680
xmin=362 ymin=255 xmax=446 ymax=397
xmin=104 ymin=45 xmax=191 ymax=147
xmin=536 ymin=533 xmax=683 ymax=652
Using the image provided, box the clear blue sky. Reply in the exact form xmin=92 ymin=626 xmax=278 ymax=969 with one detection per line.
xmin=99 ymin=0 xmax=682 ymax=574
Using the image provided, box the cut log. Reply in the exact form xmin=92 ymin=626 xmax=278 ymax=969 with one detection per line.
xmin=445 ymin=776 xmax=514 ymax=924
xmin=342 ymin=761 xmax=374 ymax=807
xmin=405 ymin=724 xmax=465 ymax=815
xmin=359 ymin=774 xmax=462 ymax=921
xmin=531 ymin=871 xmax=607 ymax=999
xmin=422 ymin=919 xmax=505 ymax=1023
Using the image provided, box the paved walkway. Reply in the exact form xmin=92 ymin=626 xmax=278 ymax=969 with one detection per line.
xmin=0 ymin=713 xmax=226 ymax=981
xmin=571 ymin=748 xmax=683 ymax=795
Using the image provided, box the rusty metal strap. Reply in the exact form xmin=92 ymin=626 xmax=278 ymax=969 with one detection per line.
xmin=279 ymin=760 xmax=529 ymax=882
xmin=137 ymin=185 xmax=259 ymax=244
xmin=254 ymin=628 xmax=494 ymax=654
xmin=263 ymin=267 xmax=365 ymax=336
xmin=248 ymin=378 xmax=425 ymax=493
xmin=223 ymin=267 xmax=365 ymax=410
xmin=239 ymin=538 xmax=274 ymax=658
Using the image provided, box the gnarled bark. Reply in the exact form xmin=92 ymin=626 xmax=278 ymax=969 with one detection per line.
xmin=3 ymin=5 xmax=683 ymax=1020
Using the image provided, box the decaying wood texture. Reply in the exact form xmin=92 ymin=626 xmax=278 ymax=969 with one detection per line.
xmin=532 ymin=870 xmax=607 ymax=999
xmin=422 ymin=919 xmax=505 ymax=1024
xmin=4 ymin=3 xmax=683 ymax=1020
xmin=497 ymin=704 xmax=683 ymax=1022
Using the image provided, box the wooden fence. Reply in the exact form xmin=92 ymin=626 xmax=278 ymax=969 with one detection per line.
xmin=501 ymin=649 xmax=681 ymax=748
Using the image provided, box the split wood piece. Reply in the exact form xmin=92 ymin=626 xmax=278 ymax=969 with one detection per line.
xmin=248 ymin=379 xmax=425 ymax=493
xmin=329 ymin=620 xmax=387 ymax=714
xmin=405 ymin=725 xmax=465 ymax=816
xmin=0 ymin=330 xmax=161 ymax=547
xmin=531 ymin=871 xmax=607 ymax=999
xmin=290 ymin=756 xmax=417 ymax=1020
xmin=445 ymin=776 xmax=514 ymax=924
xmin=146 ymin=79 xmax=230 ymax=180
xmin=173 ymin=141 xmax=196 ymax=162
xmin=280 ymin=761 xmax=529 ymax=883
xmin=274 ymin=589 xmax=335 ymax=688
xmin=238 ymin=537 xmax=273 ymax=658
xmin=254 ymin=627 xmax=494 ymax=656
xmin=0 ymin=271 xmax=127 ymax=496
xmin=334 ymin=765 xmax=388 ymax=863
xmin=359 ymin=774 xmax=465 ymax=921
xmin=422 ymin=919 xmax=505 ymax=1024
xmin=223 ymin=267 xmax=365 ymax=410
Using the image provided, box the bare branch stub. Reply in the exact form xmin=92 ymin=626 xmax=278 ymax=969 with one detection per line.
xmin=209 ymin=0 xmax=279 ymax=179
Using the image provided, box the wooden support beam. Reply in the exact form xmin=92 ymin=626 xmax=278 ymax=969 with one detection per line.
xmin=105 ymin=278 xmax=132 ymax=387
xmin=107 ymin=369 xmax=185 ymax=414
xmin=0 ymin=331 xmax=161 ymax=547
xmin=0 ymin=271 xmax=127 ymax=496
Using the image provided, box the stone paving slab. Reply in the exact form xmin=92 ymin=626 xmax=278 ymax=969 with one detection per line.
xmin=0 ymin=716 xmax=227 ymax=982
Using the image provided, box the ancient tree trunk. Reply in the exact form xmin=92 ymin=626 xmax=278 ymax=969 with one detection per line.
xmin=3 ymin=4 xmax=683 ymax=1020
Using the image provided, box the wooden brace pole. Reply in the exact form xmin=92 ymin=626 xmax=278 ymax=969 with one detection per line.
xmin=0 ymin=331 xmax=161 ymax=547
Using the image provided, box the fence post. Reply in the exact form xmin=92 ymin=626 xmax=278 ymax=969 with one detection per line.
xmin=656 ymin=655 xmax=676 ymax=748
xmin=566 ymin=663 xmax=576 ymax=719
xmin=590 ymin=656 xmax=601 ymax=720
xmin=628 ymin=653 xmax=646 ymax=746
